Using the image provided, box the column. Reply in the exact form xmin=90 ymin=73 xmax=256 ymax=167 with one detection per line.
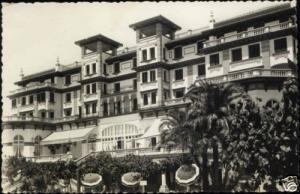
xmin=261 ymin=40 xmax=270 ymax=69
xmin=222 ymin=49 xmax=230 ymax=75
xmin=157 ymin=68 xmax=163 ymax=106
xmin=159 ymin=172 xmax=169 ymax=192
xmin=121 ymin=95 xmax=125 ymax=114
xmin=129 ymin=95 xmax=132 ymax=112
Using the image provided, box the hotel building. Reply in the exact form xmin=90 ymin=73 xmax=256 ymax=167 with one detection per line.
xmin=2 ymin=3 xmax=297 ymax=168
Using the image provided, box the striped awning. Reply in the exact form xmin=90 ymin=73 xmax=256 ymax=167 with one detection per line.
xmin=41 ymin=126 xmax=97 ymax=145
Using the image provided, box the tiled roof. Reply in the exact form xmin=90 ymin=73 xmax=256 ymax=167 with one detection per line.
xmin=129 ymin=15 xmax=181 ymax=31
xmin=75 ymin=33 xmax=123 ymax=47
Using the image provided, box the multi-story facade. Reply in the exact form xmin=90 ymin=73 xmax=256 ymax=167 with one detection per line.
xmin=2 ymin=3 xmax=297 ymax=164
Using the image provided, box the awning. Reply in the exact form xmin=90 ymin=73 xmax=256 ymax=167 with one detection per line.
xmin=136 ymin=118 xmax=167 ymax=139
xmin=41 ymin=126 xmax=97 ymax=145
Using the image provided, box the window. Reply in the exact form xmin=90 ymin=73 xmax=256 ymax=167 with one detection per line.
xmin=85 ymin=104 xmax=90 ymax=115
xmin=13 ymin=135 xmax=24 ymax=158
xmin=114 ymin=62 xmax=120 ymax=74
xmin=143 ymin=93 xmax=148 ymax=105
xmin=103 ymin=63 xmax=107 ymax=75
xmin=65 ymin=93 xmax=71 ymax=103
xmin=65 ymin=75 xmax=71 ymax=85
xmin=103 ymin=102 xmax=108 ymax=116
xmin=197 ymin=41 xmax=204 ymax=52
xmin=174 ymin=47 xmax=183 ymax=59
xmin=92 ymin=63 xmax=96 ymax=74
xmin=133 ymin=98 xmax=138 ymax=111
xmin=92 ymin=83 xmax=97 ymax=94
xmin=150 ymin=47 xmax=155 ymax=59
xmin=103 ymin=84 xmax=107 ymax=95
xmin=37 ymin=92 xmax=45 ymax=103
xmin=34 ymin=136 xmax=42 ymax=157
xmin=133 ymin=58 xmax=137 ymax=68
xmin=231 ymin=48 xmax=242 ymax=62
xmin=174 ymin=89 xmax=184 ymax=98
xmin=274 ymin=38 xmax=287 ymax=53
xmin=133 ymin=79 xmax=137 ymax=90
xmin=249 ymin=44 xmax=261 ymax=58
xmin=51 ymin=77 xmax=55 ymax=84
xmin=114 ymin=83 xmax=120 ymax=93
xmin=150 ymin=70 xmax=156 ymax=82
xmin=209 ymin=53 xmax=220 ymax=66
xmin=164 ymin=90 xmax=170 ymax=100
xmin=198 ymin=65 xmax=206 ymax=76
xmin=49 ymin=92 xmax=54 ymax=103
xmin=151 ymin=92 xmax=156 ymax=104
xmin=86 ymin=65 xmax=90 ymax=75
xmin=92 ymin=103 xmax=97 ymax=114
xmin=175 ymin=69 xmax=183 ymax=81
xmin=12 ymin=99 xmax=17 ymax=108
xmin=142 ymin=49 xmax=147 ymax=61
xmin=41 ymin=111 xmax=46 ymax=118
xmin=29 ymin=95 xmax=34 ymax=104
xmin=49 ymin=111 xmax=54 ymax=119
xmin=114 ymin=101 xmax=121 ymax=115
xmin=86 ymin=85 xmax=90 ymax=95
xmin=142 ymin=72 xmax=148 ymax=83
xmin=64 ymin=108 xmax=72 ymax=117
xmin=21 ymin=97 xmax=26 ymax=106
xmin=151 ymin=137 xmax=157 ymax=147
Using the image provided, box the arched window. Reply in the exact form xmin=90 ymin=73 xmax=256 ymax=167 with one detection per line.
xmin=34 ymin=136 xmax=42 ymax=157
xmin=13 ymin=135 xmax=24 ymax=158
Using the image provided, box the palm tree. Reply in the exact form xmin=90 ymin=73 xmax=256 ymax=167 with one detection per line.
xmin=159 ymin=79 xmax=243 ymax=191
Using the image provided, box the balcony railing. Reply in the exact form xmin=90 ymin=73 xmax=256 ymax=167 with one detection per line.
xmin=10 ymin=82 xmax=57 ymax=95
xmin=164 ymin=97 xmax=190 ymax=106
xmin=117 ymin=46 xmax=137 ymax=55
xmin=2 ymin=115 xmax=80 ymax=124
xmin=205 ymin=68 xmax=296 ymax=83
xmin=204 ymin=21 xmax=295 ymax=48
xmin=175 ymin=26 xmax=210 ymax=39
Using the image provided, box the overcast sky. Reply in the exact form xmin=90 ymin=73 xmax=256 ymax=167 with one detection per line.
xmin=2 ymin=1 xmax=288 ymax=116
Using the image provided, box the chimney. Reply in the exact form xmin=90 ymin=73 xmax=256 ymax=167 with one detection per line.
xmin=55 ymin=57 xmax=61 ymax=71
xmin=20 ymin=68 xmax=24 ymax=78
xmin=209 ymin=11 xmax=215 ymax=29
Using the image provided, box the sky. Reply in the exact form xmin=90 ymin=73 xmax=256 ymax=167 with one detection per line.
xmin=1 ymin=1 xmax=288 ymax=116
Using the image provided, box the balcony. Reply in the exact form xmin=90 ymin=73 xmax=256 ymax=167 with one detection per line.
xmin=205 ymin=68 xmax=296 ymax=83
xmin=204 ymin=21 xmax=295 ymax=48
xmin=164 ymin=97 xmax=190 ymax=106
xmin=9 ymin=82 xmax=57 ymax=95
